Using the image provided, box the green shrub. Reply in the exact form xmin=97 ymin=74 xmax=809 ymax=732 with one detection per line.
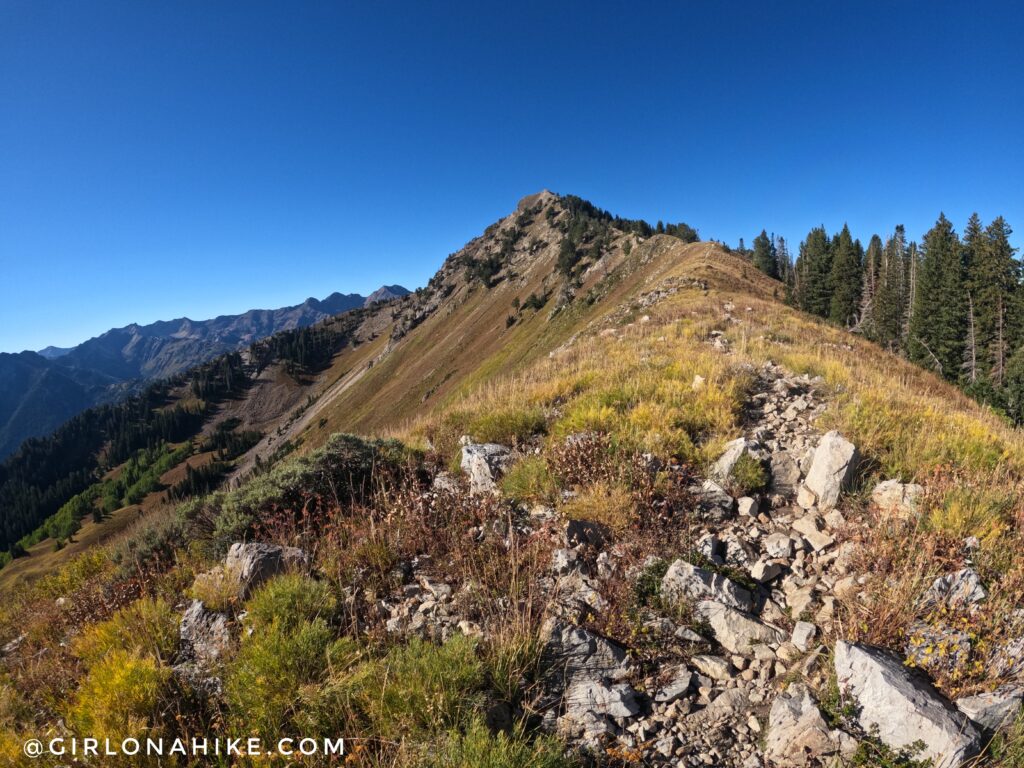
xmin=192 ymin=433 xmax=408 ymax=555
xmin=426 ymin=717 xmax=577 ymax=768
xmin=245 ymin=574 xmax=337 ymax=631
xmin=729 ymin=453 xmax=769 ymax=495
xmin=224 ymin=618 xmax=336 ymax=738
xmin=73 ymin=597 xmax=178 ymax=667
xmin=467 ymin=407 xmax=546 ymax=446
xmin=347 ymin=635 xmax=484 ymax=737
xmin=189 ymin=565 xmax=242 ymax=612
xmin=483 ymin=626 xmax=544 ymax=705
xmin=68 ymin=649 xmax=169 ymax=742
xmin=500 ymin=456 xmax=557 ymax=503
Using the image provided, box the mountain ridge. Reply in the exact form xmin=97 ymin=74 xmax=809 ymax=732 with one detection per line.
xmin=0 ymin=285 xmax=409 ymax=458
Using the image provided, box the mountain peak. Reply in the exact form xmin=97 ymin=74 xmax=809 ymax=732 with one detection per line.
xmin=364 ymin=285 xmax=411 ymax=307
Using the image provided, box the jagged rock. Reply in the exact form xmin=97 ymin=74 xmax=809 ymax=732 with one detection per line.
xmin=431 ymin=471 xmax=459 ymax=493
xmin=459 ymin=441 xmax=513 ymax=494
xmin=871 ymin=479 xmax=924 ymax=519
xmin=222 ymin=542 xmax=309 ymax=599
xmin=791 ymin=621 xmax=818 ymax=652
xmin=798 ymin=431 xmax=858 ymax=511
xmin=770 ymin=451 xmax=802 ymax=493
xmin=834 ymin=641 xmax=982 ymax=768
xmin=921 ymin=567 xmax=986 ymax=611
xmin=551 ymin=571 xmax=607 ymax=622
xmin=750 ymin=559 xmax=783 ymax=583
xmin=179 ymin=599 xmax=231 ymax=663
xmin=541 ymin=620 xmax=639 ymax=746
xmin=550 ymin=548 xmax=579 ymax=575
xmin=765 ymin=683 xmax=838 ymax=766
xmin=691 ymin=654 xmax=733 ymax=680
xmin=564 ymin=680 xmax=640 ymax=720
xmin=791 ymin=514 xmax=835 ymax=552
xmin=661 ymin=559 xmax=755 ymax=612
xmin=956 ymin=685 xmax=1024 ymax=733
xmin=764 ymin=532 xmax=795 ymax=559
xmin=541 ymin=619 xmax=633 ymax=683
xmin=653 ymin=667 xmax=695 ymax=703
xmin=694 ymin=600 xmax=786 ymax=655
xmin=737 ymin=496 xmax=759 ymax=517
xmin=690 ymin=479 xmax=736 ymax=521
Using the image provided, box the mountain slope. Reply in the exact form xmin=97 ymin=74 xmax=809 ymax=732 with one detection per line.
xmin=0 ymin=287 xmax=406 ymax=458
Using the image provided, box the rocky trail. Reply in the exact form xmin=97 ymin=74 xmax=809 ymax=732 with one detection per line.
xmin=169 ymin=354 xmax=1021 ymax=766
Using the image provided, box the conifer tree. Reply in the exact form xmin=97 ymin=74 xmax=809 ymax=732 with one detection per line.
xmin=828 ymin=224 xmax=863 ymax=326
xmin=909 ymin=214 xmax=965 ymax=379
xmin=752 ymin=229 xmax=779 ymax=278
xmin=858 ymin=234 xmax=883 ymax=334
xmin=872 ymin=226 xmax=907 ymax=351
xmin=795 ymin=226 xmax=833 ymax=317
xmin=775 ymin=235 xmax=793 ymax=286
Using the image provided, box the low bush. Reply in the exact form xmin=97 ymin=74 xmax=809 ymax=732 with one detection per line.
xmin=245 ymin=573 xmax=337 ymax=631
xmin=559 ymin=481 xmax=635 ymax=533
xmin=426 ymin=717 xmax=577 ymax=768
xmin=67 ymin=649 xmax=170 ymax=744
xmin=224 ymin=618 xmax=337 ymax=739
xmin=346 ymin=634 xmax=484 ymax=738
xmin=72 ymin=597 xmax=178 ymax=667
xmin=500 ymin=456 xmax=557 ymax=504
xmin=728 ymin=453 xmax=769 ymax=495
xmin=466 ymin=406 xmax=546 ymax=446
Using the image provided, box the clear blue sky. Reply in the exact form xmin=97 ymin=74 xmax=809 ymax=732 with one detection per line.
xmin=2 ymin=1 xmax=1022 ymax=352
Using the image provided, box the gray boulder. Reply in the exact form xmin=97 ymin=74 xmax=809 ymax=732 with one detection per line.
xmin=765 ymin=683 xmax=838 ymax=766
xmin=871 ymin=479 xmax=924 ymax=519
xmin=690 ymin=479 xmax=736 ymax=521
xmin=540 ymin=620 xmax=639 ymax=746
xmin=459 ymin=441 xmax=513 ymax=494
xmin=661 ymin=559 xmax=755 ymax=612
xmin=179 ymin=599 xmax=231 ymax=664
xmin=693 ymin=600 xmax=785 ymax=655
xmin=770 ymin=451 xmax=803 ymax=493
xmin=224 ymin=542 xmax=309 ymax=599
xmin=834 ymin=641 xmax=981 ymax=768
xmin=798 ymin=431 xmax=858 ymax=511
xmin=541 ymin=619 xmax=633 ymax=683
xmin=921 ymin=568 xmax=986 ymax=611
xmin=956 ymin=685 xmax=1024 ymax=733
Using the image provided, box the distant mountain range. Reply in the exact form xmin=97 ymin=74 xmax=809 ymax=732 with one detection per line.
xmin=0 ymin=286 xmax=409 ymax=458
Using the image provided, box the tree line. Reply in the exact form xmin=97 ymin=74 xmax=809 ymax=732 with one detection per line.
xmin=741 ymin=214 xmax=1022 ymax=421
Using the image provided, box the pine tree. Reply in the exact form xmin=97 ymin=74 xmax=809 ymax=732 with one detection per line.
xmin=775 ymin=235 xmax=793 ymax=286
xmin=872 ymin=226 xmax=907 ymax=351
xmin=828 ymin=224 xmax=863 ymax=326
xmin=858 ymin=235 xmax=883 ymax=334
xmin=909 ymin=214 xmax=965 ymax=379
xmin=752 ymin=229 xmax=779 ymax=278
xmin=795 ymin=226 xmax=833 ymax=317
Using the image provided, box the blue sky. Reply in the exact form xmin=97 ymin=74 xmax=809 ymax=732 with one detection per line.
xmin=1 ymin=1 xmax=1022 ymax=353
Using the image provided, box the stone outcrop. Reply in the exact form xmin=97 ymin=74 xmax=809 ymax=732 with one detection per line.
xmin=870 ymin=479 xmax=924 ymax=519
xmin=661 ymin=559 xmax=755 ymax=612
xmin=834 ymin=641 xmax=981 ymax=768
xmin=459 ymin=440 xmax=513 ymax=494
xmin=694 ymin=600 xmax=785 ymax=655
xmin=797 ymin=431 xmax=858 ymax=511
xmin=765 ymin=683 xmax=839 ymax=766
